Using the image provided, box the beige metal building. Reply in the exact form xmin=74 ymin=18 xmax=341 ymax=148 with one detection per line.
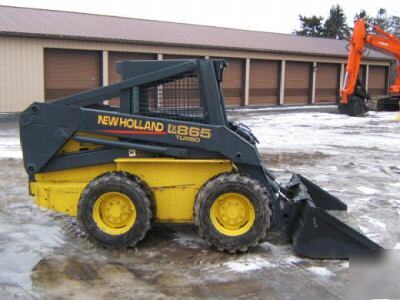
xmin=0 ymin=5 xmax=392 ymax=112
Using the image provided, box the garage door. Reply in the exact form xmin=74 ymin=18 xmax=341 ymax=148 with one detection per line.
xmin=109 ymin=52 xmax=156 ymax=84
xmin=219 ymin=58 xmax=244 ymax=106
xmin=315 ymin=63 xmax=339 ymax=103
xmin=358 ymin=65 xmax=366 ymax=85
xmin=108 ymin=52 xmax=156 ymax=106
xmin=368 ymin=66 xmax=387 ymax=95
xmin=249 ymin=60 xmax=279 ymax=105
xmin=44 ymin=49 xmax=101 ymax=101
xmin=284 ymin=62 xmax=311 ymax=104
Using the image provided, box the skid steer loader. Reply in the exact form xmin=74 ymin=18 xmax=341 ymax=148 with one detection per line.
xmin=20 ymin=59 xmax=382 ymax=258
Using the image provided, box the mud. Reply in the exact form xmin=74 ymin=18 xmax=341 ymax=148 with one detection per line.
xmin=0 ymin=111 xmax=399 ymax=299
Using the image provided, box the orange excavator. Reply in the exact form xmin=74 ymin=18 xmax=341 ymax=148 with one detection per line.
xmin=339 ymin=18 xmax=400 ymax=116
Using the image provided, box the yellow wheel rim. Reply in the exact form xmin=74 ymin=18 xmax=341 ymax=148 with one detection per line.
xmin=210 ymin=192 xmax=255 ymax=236
xmin=93 ymin=192 xmax=136 ymax=235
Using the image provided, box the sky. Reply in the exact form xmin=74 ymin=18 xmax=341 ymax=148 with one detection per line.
xmin=0 ymin=0 xmax=398 ymax=34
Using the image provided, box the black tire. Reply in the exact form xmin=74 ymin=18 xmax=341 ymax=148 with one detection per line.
xmin=78 ymin=172 xmax=153 ymax=248
xmin=194 ymin=173 xmax=272 ymax=253
xmin=125 ymin=172 xmax=157 ymax=224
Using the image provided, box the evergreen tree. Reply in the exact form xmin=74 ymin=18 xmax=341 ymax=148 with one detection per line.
xmin=354 ymin=10 xmax=373 ymax=23
xmin=388 ymin=16 xmax=400 ymax=36
xmin=323 ymin=4 xmax=349 ymax=39
xmin=373 ymin=8 xmax=390 ymax=30
xmin=294 ymin=15 xmax=324 ymax=37
xmin=355 ymin=8 xmax=390 ymax=31
xmin=295 ymin=7 xmax=398 ymax=39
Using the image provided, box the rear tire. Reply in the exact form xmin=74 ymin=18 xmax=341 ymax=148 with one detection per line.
xmin=78 ymin=172 xmax=153 ymax=248
xmin=194 ymin=173 xmax=272 ymax=253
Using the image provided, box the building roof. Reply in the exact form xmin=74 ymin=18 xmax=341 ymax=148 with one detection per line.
xmin=0 ymin=5 xmax=391 ymax=60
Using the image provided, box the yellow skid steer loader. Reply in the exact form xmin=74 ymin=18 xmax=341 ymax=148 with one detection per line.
xmin=20 ymin=59 xmax=381 ymax=258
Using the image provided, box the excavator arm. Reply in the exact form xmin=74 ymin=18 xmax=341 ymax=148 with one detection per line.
xmin=366 ymin=27 xmax=400 ymax=93
xmin=339 ymin=18 xmax=400 ymax=116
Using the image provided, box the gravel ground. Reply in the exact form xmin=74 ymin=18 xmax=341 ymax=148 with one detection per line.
xmin=0 ymin=110 xmax=399 ymax=299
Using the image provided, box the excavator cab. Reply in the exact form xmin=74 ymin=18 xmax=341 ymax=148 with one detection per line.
xmin=20 ymin=59 xmax=381 ymax=258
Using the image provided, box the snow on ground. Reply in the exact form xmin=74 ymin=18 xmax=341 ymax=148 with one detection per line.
xmin=285 ymin=255 xmax=304 ymax=265
xmin=223 ymin=256 xmax=276 ymax=272
xmin=307 ymin=266 xmax=334 ymax=277
xmin=230 ymin=104 xmax=336 ymax=112
xmin=237 ymin=110 xmax=400 ymax=249
xmin=0 ymin=139 xmax=21 ymax=159
xmin=0 ymin=119 xmax=21 ymax=159
xmin=0 ymin=110 xmax=398 ymax=298
xmin=238 ymin=111 xmax=400 ymax=154
xmin=356 ymin=186 xmax=379 ymax=195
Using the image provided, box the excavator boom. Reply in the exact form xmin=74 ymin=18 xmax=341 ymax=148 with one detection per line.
xmin=340 ymin=19 xmax=367 ymax=105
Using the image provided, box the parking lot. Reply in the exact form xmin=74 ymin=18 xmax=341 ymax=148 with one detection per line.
xmin=0 ymin=108 xmax=399 ymax=299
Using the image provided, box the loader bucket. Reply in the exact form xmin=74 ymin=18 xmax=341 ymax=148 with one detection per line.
xmin=295 ymin=174 xmax=347 ymax=211
xmin=282 ymin=175 xmax=382 ymax=259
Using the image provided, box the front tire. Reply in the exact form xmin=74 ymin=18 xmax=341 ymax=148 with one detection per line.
xmin=194 ymin=173 xmax=272 ymax=253
xmin=78 ymin=172 xmax=153 ymax=248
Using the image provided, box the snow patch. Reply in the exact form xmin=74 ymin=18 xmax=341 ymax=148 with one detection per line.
xmin=259 ymin=241 xmax=275 ymax=250
xmin=356 ymin=186 xmax=379 ymax=195
xmin=0 ymin=127 xmax=21 ymax=159
xmin=0 ymin=142 xmax=22 ymax=158
xmin=224 ymin=257 xmax=275 ymax=272
xmin=286 ymin=255 xmax=304 ymax=264
xmin=307 ymin=266 xmax=334 ymax=277
xmin=230 ymin=105 xmax=336 ymax=112
xmin=361 ymin=216 xmax=387 ymax=231
xmin=241 ymin=111 xmax=400 ymax=154
xmin=173 ymin=232 xmax=202 ymax=249
xmin=391 ymin=182 xmax=400 ymax=188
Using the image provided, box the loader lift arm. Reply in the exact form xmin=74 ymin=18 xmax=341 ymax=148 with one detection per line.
xmin=339 ymin=18 xmax=400 ymax=116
